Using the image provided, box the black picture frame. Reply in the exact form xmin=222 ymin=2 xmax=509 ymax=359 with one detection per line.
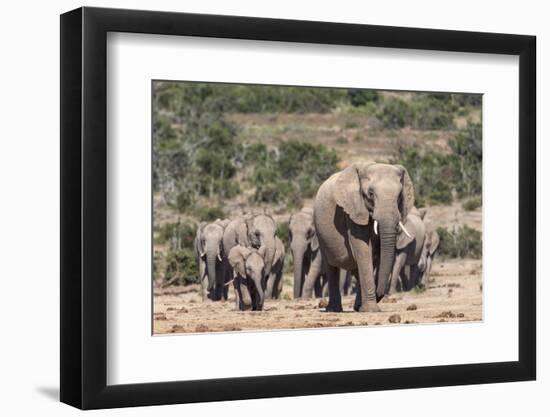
xmin=60 ymin=6 xmax=536 ymax=410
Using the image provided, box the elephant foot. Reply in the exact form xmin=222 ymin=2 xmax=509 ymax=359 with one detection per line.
xmin=358 ymin=303 xmax=381 ymax=313
xmin=325 ymin=302 xmax=343 ymax=313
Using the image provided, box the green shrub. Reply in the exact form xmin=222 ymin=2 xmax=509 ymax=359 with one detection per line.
xmin=163 ymin=247 xmax=199 ymax=286
xmin=335 ymin=136 xmax=348 ymax=144
xmin=247 ymin=140 xmax=338 ymax=207
xmin=395 ymin=146 xmax=456 ymax=205
xmin=437 ymin=226 xmax=482 ymax=259
xmin=192 ymin=205 xmax=226 ymax=222
xmin=175 ymin=191 xmax=195 ymax=212
xmin=449 ymin=122 xmax=482 ymax=197
xmin=348 ymin=89 xmax=380 ymax=107
xmin=155 ymin=221 xmax=195 ymax=246
xmin=276 ymin=222 xmax=290 ymax=246
xmin=462 ymin=196 xmax=482 ymax=211
xmin=395 ymin=122 xmax=482 ymax=205
xmin=411 ymin=94 xmax=455 ymax=130
xmin=375 ymin=93 xmax=457 ymax=130
xmin=376 ymin=96 xmax=413 ymax=129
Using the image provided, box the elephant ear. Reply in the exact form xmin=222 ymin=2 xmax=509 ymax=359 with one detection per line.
xmin=310 ymin=233 xmax=320 ymax=252
xmin=228 ymin=245 xmax=250 ymax=277
xmin=397 ymin=165 xmax=415 ymax=220
xmin=245 ymin=216 xmax=261 ymax=248
xmin=334 ymin=163 xmax=370 ymax=226
xmin=235 ymin=217 xmax=250 ymax=246
xmin=396 ymin=216 xmax=414 ymax=250
xmin=195 ymin=222 xmax=207 ymax=255
xmin=428 ymin=231 xmax=440 ymax=255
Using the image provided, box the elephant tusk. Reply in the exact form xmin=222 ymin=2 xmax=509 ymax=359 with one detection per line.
xmin=399 ymin=221 xmax=412 ymax=238
xmin=217 ymin=253 xmax=222 ymax=262
xmin=374 ymin=220 xmax=378 ymax=235
xmin=224 ymin=278 xmax=235 ymax=287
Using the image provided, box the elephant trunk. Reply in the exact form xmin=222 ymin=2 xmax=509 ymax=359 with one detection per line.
xmin=291 ymin=244 xmax=305 ymax=299
xmin=263 ymin=236 xmax=276 ymax=274
xmin=205 ymin=251 xmax=217 ymax=292
xmin=376 ymin=221 xmax=398 ymax=300
xmin=253 ymin=275 xmax=265 ymax=310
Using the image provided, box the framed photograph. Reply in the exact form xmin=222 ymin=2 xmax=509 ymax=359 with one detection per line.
xmin=60 ymin=6 xmax=536 ymax=410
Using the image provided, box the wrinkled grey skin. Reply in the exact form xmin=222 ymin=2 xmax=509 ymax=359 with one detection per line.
xmin=265 ymin=236 xmax=285 ymax=299
xmin=193 ymin=219 xmax=229 ymax=301
xmin=388 ymin=207 xmax=426 ymax=293
xmin=417 ymin=229 xmax=440 ymax=286
xmin=314 ymin=162 xmax=415 ymax=312
xmin=289 ymin=208 xmax=324 ymax=298
xmin=227 ymin=245 xmax=266 ymax=311
xmin=223 ymin=214 xmax=277 ymax=282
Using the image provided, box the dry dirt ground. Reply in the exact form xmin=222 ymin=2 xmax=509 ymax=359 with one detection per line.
xmin=153 ymin=258 xmax=482 ymax=335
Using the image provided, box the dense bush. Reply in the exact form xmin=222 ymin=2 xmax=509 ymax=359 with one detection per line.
xmin=375 ymin=93 xmax=457 ymax=130
xmin=462 ymin=196 xmax=482 ymax=211
xmin=437 ymin=225 xmax=482 ymax=259
xmin=396 ymin=122 xmax=482 ymax=205
xmin=246 ymin=140 xmax=338 ymax=208
xmin=449 ymin=122 xmax=482 ymax=197
xmin=396 ymin=146 xmax=455 ymax=206
xmin=154 ymin=221 xmax=196 ymax=246
xmin=376 ymin=96 xmax=413 ymax=129
xmin=347 ymin=89 xmax=380 ymax=107
xmin=163 ymin=248 xmax=199 ymax=286
xmin=192 ymin=205 xmax=227 ymax=222
xmin=276 ymin=221 xmax=290 ymax=246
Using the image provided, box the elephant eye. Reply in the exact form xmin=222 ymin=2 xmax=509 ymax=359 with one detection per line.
xmin=365 ymin=189 xmax=375 ymax=199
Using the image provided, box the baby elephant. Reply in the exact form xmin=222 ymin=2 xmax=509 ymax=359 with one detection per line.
xmin=417 ymin=229 xmax=440 ymax=286
xmin=227 ymin=245 xmax=266 ymax=311
xmin=388 ymin=207 xmax=426 ymax=293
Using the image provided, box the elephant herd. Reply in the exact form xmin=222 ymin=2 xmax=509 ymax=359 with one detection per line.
xmin=193 ymin=162 xmax=440 ymax=312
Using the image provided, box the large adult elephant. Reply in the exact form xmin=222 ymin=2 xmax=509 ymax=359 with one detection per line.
xmin=388 ymin=207 xmax=426 ymax=293
xmin=193 ymin=219 xmax=229 ymax=301
xmin=314 ymin=162 xmax=415 ymax=312
xmin=417 ymin=228 xmax=440 ymax=286
xmin=289 ymin=208 xmax=324 ymax=299
xmin=227 ymin=245 xmax=266 ymax=311
xmin=222 ymin=214 xmax=277 ymax=281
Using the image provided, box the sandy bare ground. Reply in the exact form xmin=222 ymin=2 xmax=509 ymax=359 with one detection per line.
xmin=153 ymin=258 xmax=482 ymax=335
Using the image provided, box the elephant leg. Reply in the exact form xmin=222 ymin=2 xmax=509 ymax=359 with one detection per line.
xmin=408 ymin=265 xmax=427 ymax=290
xmin=302 ymin=252 xmax=322 ymax=298
xmin=239 ymin=282 xmax=252 ymax=310
xmin=198 ymin=259 xmax=208 ymax=301
xmin=265 ymin=270 xmax=276 ymax=299
xmin=233 ymin=280 xmax=241 ymax=310
xmin=325 ymin=263 xmax=343 ymax=312
xmin=339 ymin=269 xmax=348 ymax=295
xmin=425 ymin=256 xmax=433 ymax=285
xmin=251 ymin=277 xmax=264 ymax=311
xmin=275 ymin=268 xmax=283 ymax=298
xmin=389 ymin=252 xmax=407 ymax=294
xmin=353 ymin=269 xmax=362 ymax=311
xmin=348 ymin=223 xmax=379 ymax=312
